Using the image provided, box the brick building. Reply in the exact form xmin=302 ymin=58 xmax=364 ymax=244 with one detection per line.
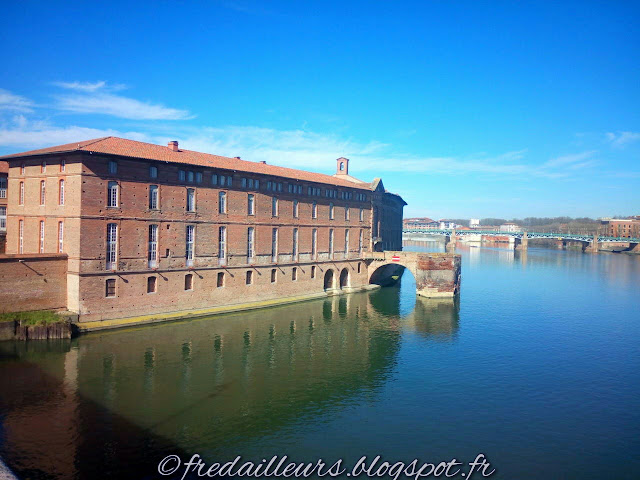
xmin=1 ymin=137 xmax=405 ymax=322
xmin=600 ymin=218 xmax=640 ymax=238
xmin=0 ymin=161 xmax=7 ymax=252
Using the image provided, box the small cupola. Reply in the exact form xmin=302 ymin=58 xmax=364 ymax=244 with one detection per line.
xmin=336 ymin=157 xmax=349 ymax=175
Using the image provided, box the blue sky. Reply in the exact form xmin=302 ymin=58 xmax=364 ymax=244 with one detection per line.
xmin=1 ymin=0 xmax=638 ymax=219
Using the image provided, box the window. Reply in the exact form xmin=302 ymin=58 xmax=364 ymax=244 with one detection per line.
xmin=329 ymin=203 xmax=334 ymax=220
xmin=148 ymin=225 xmax=158 ymax=268
xmin=345 ymin=206 xmax=350 ymax=221
xmin=358 ymin=262 xmax=362 ymax=274
xmin=211 ymin=174 xmax=218 ymax=185
xmin=147 ymin=276 xmax=157 ymax=294
xmin=247 ymin=227 xmax=255 ymax=262
xmin=312 ymin=228 xmax=317 ymax=259
xmin=185 ymin=273 xmax=194 ymax=290
xmin=219 ymin=191 xmax=226 ymax=213
xmin=345 ymin=229 xmax=350 ymax=256
xmin=59 ymin=179 xmax=65 ymax=205
xmin=20 ymin=164 xmax=25 ymax=175
xmin=340 ymin=161 xmax=345 ymax=171
xmin=242 ymin=178 xmax=247 ymax=188
xmin=272 ymin=196 xmax=278 ymax=216
xmin=0 ymin=206 xmax=6 ymax=231
xmin=60 ymin=159 xmax=65 ymax=172
xmin=292 ymin=267 xmax=298 ymax=281
xmin=179 ymin=170 xmax=186 ymax=182
xmin=19 ymin=181 xmax=24 ymax=205
xmin=18 ymin=220 xmax=23 ymax=253
xmin=292 ymin=228 xmax=298 ymax=259
xmin=149 ymin=165 xmax=158 ymax=178
xmin=106 ymin=223 xmax=118 ymax=270
xmin=149 ymin=185 xmax=159 ymax=209
xmin=58 ymin=221 xmax=64 ymax=253
xmin=0 ymin=177 xmax=6 ymax=199
xmin=311 ymin=266 xmax=316 ymax=279
xmin=360 ymin=207 xmax=364 ymax=222
xmin=293 ymin=199 xmax=299 ymax=218
xmin=272 ymin=228 xmax=278 ymax=262
xmin=247 ymin=194 xmax=255 ymax=215
xmin=186 ymin=225 xmax=195 ymax=266
xmin=359 ymin=229 xmax=364 ymax=254
xmin=39 ymin=220 xmax=45 ymax=253
xmin=246 ymin=270 xmax=253 ymax=285
xmin=196 ymin=172 xmax=203 ymax=183
xmin=40 ymin=180 xmax=46 ymax=205
xmin=312 ymin=201 xmax=317 ymax=219
xmin=108 ymin=161 xmax=117 ymax=175
xmin=41 ymin=161 xmax=46 ymax=173
xmin=329 ymin=229 xmax=334 ymax=258
xmin=187 ymin=171 xmax=194 ymax=183
xmin=218 ymin=226 xmax=227 ymax=266
xmin=219 ymin=175 xmax=225 ymax=187
xmin=107 ymin=181 xmax=118 ymax=207
xmin=106 ymin=279 xmax=116 ymax=297
xmin=186 ymin=188 xmax=196 ymax=212
xmin=217 ymin=272 xmax=225 ymax=288
xmin=271 ymin=268 xmax=277 ymax=283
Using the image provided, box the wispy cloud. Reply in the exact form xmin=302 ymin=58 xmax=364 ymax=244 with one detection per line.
xmin=0 ymin=115 xmax=149 ymax=149
xmin=52 ymin=80 xmax=127 ymax=92
xmin=606 ymin=131 xmax=640 ymax=148
xmin=544 ymin=150 xmax=597 ymax=168
xmin=0 ymin=89 xmax=34 ymax=113
xmin=54 ymin=92 xmax=193 ymax=120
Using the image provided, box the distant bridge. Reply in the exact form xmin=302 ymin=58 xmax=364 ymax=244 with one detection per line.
xmin=403 ymin=229 xmax=640 ymax=243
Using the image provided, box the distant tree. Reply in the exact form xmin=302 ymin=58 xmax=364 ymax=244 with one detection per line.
xmin=480 ymin=218 xmax=506 ymax=226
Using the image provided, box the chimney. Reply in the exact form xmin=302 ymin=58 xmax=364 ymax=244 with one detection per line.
xmin=260 ymin=161 xmax=267 ymax=164
xmin=336 ymin=157 xmax=349 ymax=175
xmin=168 ymin=141 xmax=179 ymax=152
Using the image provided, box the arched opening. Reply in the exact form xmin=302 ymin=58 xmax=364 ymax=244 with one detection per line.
xmin=323 ymin=269 xmax=335 ymax=291
xmin=368 ymin=262 xmax=416 ymax=318
xmin=339 ymin=268 xmax=349 ymax=289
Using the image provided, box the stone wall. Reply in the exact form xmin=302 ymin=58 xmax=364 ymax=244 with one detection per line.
xmin=0 ymin=254 xmax=68 ymax=313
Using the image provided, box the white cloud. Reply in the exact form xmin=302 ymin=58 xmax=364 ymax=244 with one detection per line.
xmin=0 ymin=115 xmax=149 ymax=150
xmin=0 ymin=89 xmax=34 ymax=113
xmin=544 ymin=150 xmax=597 ymax=168
xmin=52 ymin=80 xmax=126 ymax=92
xmin=54 ymin=92 xmax=193 ymax=120
xmin=606 ymin=131 xmax=640 ymax=148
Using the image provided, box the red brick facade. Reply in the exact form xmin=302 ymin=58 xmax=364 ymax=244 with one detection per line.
xmin=1 ymin=138 xmax=405 ymax=321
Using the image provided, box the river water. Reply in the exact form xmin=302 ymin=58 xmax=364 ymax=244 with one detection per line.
xmin=1 ymin=244 xmax=639 ymax=479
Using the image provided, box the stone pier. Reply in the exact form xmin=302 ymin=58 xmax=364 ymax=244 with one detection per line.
xmin=515 ymin=232 xmax=529 ymax=251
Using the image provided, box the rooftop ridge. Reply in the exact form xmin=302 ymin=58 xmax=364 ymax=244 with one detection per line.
xmin=0 ymin=136 xmax=380 ymax=191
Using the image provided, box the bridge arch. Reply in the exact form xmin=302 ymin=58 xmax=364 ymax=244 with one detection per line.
xmin=366 ymin=251 xmax=461 ymax=298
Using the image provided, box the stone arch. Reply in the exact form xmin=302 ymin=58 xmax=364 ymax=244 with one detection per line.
xmin=368 ymin=262 xmax=409 ymax=288
xmin=339 ymin=268 xmax=349 ymax=289
xmin=323 ymin=269 xmax=335 ymax=291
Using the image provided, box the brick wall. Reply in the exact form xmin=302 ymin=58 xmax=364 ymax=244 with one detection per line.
xmin=0 ymin=254 xmax=68 ymax=313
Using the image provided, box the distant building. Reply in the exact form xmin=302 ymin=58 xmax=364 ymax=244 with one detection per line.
xmin=439 ymin=220 xmax=458 ymax=229
xmin=403 ymin=217 xmax=438 ymax=230
xmin=600 ymin=218 xmax=640 ymax=238
xmin=499 ymin=223 xmax=520 ymax=233
xmin=469 ymin=218 xmax=480 ymax=228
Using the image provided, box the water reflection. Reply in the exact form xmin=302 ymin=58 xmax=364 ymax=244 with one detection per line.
xmin=0 ymin=285 xmax=460 ymax=479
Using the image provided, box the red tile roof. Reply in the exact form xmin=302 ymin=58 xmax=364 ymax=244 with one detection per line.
xmin=0 ymin=137 xmax=373 ymax=190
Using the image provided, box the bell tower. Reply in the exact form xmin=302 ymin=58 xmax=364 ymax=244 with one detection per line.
xmin=336 ymin=157 xmax=349 ymax=176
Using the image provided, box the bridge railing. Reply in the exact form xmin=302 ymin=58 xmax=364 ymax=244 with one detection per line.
xmin=402 ymin=229 xmax=640 ymax=243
